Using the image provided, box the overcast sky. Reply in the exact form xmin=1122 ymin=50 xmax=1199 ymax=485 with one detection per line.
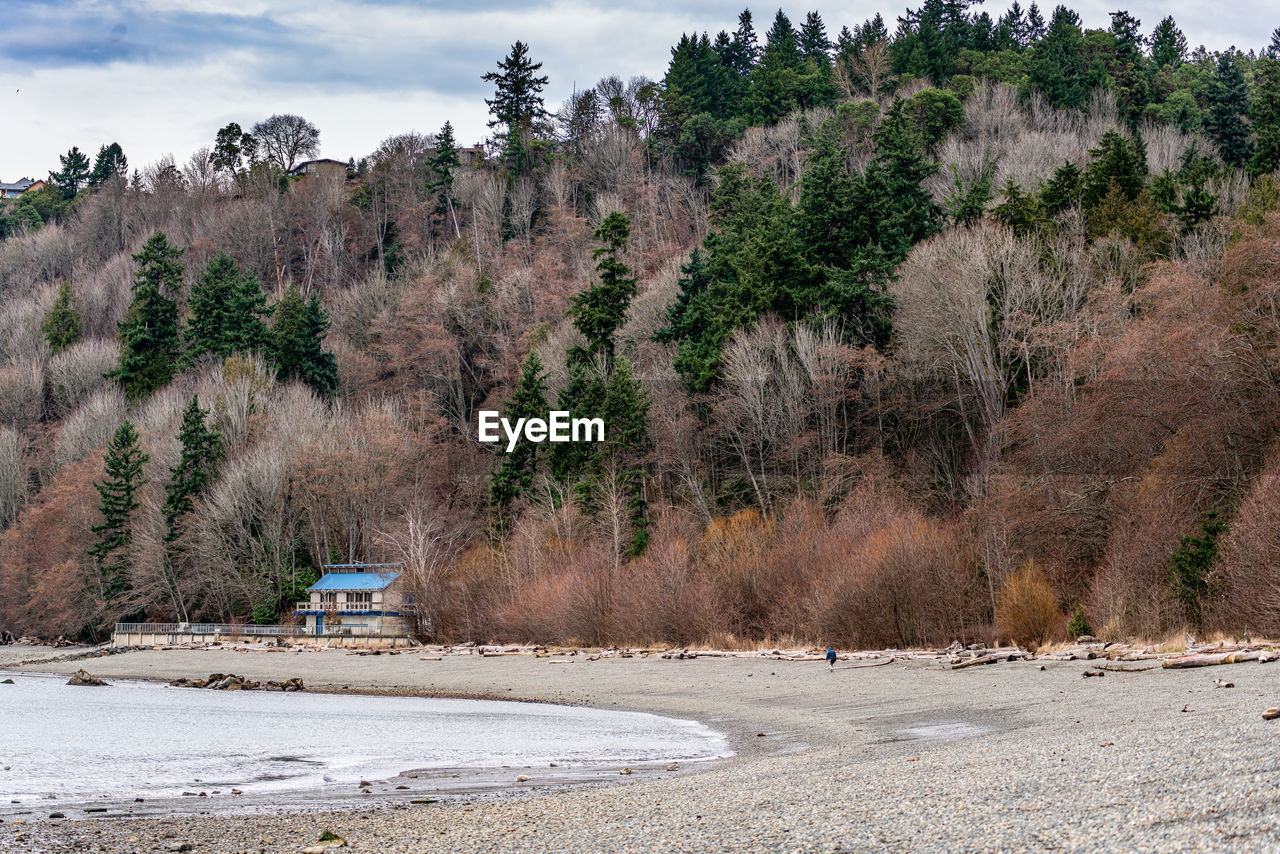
xmin=0 ymin=0 xmax=1271 ymax=181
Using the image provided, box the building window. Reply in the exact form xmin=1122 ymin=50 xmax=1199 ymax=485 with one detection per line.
xmin=349 ymin=591 xmax=372 ymax=608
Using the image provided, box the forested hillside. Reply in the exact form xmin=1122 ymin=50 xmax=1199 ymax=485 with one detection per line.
xmin=4 ymin=3 xmax=1280 ymax=649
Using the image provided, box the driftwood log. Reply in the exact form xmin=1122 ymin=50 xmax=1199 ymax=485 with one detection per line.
xmin=1162 ymin=650 xmax=1279 ymax=668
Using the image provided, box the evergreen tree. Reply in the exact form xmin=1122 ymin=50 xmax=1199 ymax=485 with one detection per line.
xmin=1168 ymin=509 xmax=1226 ymax=629
xmin=1206 ymin=52 xmax=1253 ymax=167
xmin=490 ymin=351 xmax=550 ymax=514
xmin=41 ymin=281 xmax=82 ymax=354
xmin=482 ymin=41 xmax=550 ymax=170
xmin=797 ymin=122 xmax=860 ymax=269
xmin=1039 ymin=160 xmax=1083 ymax=213
xmin=1082 ymin=129 xmax=1148 ymax=210
xmin=908 ymin=87 xmax=965 ymax=150
xmin=1025 ymin=3 xmax=1046 ymax=41
xmin=569 ymin=212 xmax=639 ymax=357
xmin=50 ymin=146 xmax=91 ymax=199
xmin=1149 ymin=16 xmax=1187 ymax=70
xmin=110 ymin=232 xmax=182 ymax=400
xmin=586 ymin=357 xmax=652 ymax=557
xmin=993 ymin=179 xmax=1048 ymax=235
xmin=270 ymin=286 xmax=338 ymax=396
xmin=1249 ymin=56 xmax=1280 ymax=176
xmin=859 ymin=99 xmax=944 ymax=263
xmin=662 ymin=32 xmax=739 ymax=177
xmin=160 ymin=396 xmax=222 ymax=621
xmin=226 ymin=266 xmax=273 ymax=353
xmin=746 ymin=10 xmax=804 ymax=124
xmin=185 ymin=253 xmax=271 ymax=363
xmin=1026 ymin=6 xmax=1088 ymax=109
xmin=721 ymin=8 xmax=760 ymax=83
xmin=798 ymin=11 xmax=837 ymax=109
xmin=856 ymin=13 xmax=891 ymax=51
xmin=89 ymin=420 xmax=148 ymax=602
xmin=547 ymin=356 xmax=607 ymax=484
xmin=88 ymin=142 xmax=128 ymax=189
xmin=429 ymin=120 xmax=462 ymax=235
xmin=998 ymin=1 xmax=1029 ymax=49
xmin=1107 ymin=11 xmax=1149 ymax=126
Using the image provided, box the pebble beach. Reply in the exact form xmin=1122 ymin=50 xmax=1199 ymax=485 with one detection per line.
xmin=3 ymin=643 xmax=1280 ymax=852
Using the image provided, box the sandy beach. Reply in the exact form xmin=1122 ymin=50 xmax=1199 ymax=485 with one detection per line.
xmin=3 ymin=644 xmax=1280 ymax=853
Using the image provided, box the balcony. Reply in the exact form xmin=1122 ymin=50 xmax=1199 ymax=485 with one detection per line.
xmin=295 ymin=601 xmax=378 ymax=613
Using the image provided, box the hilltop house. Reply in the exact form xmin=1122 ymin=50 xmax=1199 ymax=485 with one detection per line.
xmin=288 ymin=158 xmax=349 ymax=180
xmin=1 ymin=178 xmax=43 ymax=199
xmin=294 ymin=563 xmax=412 ymax=637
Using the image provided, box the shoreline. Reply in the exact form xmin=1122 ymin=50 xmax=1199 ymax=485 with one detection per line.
xmin=0 ymin=668 xmax=733 ymax=824
xmin=4 ymin=645 xmax=1280 ymax=852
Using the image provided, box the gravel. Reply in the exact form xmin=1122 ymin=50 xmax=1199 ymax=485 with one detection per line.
xmin=3 ymin=647 xmax=1280 ymax=852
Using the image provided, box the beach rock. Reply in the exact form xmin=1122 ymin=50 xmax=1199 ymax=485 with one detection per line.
xmin=0 ymin=678 xmax=13 ymax=684
xmin=666 ymin=763 xmax=679 ymax=771
xmin=514 ymin=775 xmax=531 ymax=782
xmin=619 ymin=768 xmax=632 ymax=775
xmin=48 ymin=811 xmax=64 ymax=819
xmin=167 ymin=845 xmax=193 ymax=852
xmin=66 ymin=669 xmax=107 ymax=687
xmin=1262 ymin=707 xmax=1280 ymax=720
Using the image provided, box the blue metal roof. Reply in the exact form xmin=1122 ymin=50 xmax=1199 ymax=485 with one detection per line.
xmin=308 ymin=571 xmax=400 ymax=591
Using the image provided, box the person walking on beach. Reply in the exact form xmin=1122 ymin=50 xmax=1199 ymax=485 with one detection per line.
xmin=826 ymin=646 xmax=837 ymax=671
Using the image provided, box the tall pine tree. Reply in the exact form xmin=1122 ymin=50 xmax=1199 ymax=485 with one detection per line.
xmin=89 ymin=420 xmax=148 ymax=602
xmin=50 ymin=146 xmax=91 ymax=199
xmin=747 ymin=10 xmax=804 ymax=124
xmin=490 ymin=351 xmax=550 ymax=515
xmin=483 ymin=41 xmax=550 ymax=171
xmin=584 ymin=356 xmax=652 ymax=558
xmin=161 ymin=396 xmax=222 ymax=621
xmin=1249 ymin=56 xmax=1280 ymax=177
xmin=569 ymin=212 xmax=639 ymax=358
xmin=1026 ymin=6 xmax=1088 ymax=109
xmin=1207 ymin=52 xmax=1253 ymax=167
xmin=88 ymin=142 xmax=128 ymax=189
xmin=430 ymin=120 xmax=463 ymax=237
xmin=110 ymin=232 xmax=183 ymax=400
xmin=1148 ymin=16 xmax=1186 ymax=70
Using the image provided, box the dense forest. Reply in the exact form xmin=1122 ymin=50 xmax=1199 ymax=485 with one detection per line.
xmin=4 ymin=3 xmax=1280 ymax=649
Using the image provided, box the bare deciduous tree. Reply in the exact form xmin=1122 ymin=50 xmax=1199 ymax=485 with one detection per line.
xmin=252 ymin=114 xmax=321 ymax=172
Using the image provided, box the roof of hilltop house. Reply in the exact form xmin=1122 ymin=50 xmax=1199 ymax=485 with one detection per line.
xmin=307 ymin=568 xmax=401 ymax=591
xmin=1 ymin=178 xmax=35 ymax=193
xmin=288 ymin=158 xmax=348 ymax=176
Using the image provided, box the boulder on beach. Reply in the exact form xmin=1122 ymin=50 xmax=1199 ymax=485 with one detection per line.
xmin=66 ymin=669 xmax=107 ymax=687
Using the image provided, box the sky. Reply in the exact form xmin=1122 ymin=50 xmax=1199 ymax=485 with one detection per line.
xmin=0 ymin=0 xmax=1272 ymax=181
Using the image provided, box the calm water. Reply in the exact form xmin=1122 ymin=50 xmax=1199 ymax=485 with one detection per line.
xmin=0 ymin=672 xmax=728 ymax=803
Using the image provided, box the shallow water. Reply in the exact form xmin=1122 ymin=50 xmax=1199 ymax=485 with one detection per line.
xmin=0 ymin=671 xmax=728 ymax=804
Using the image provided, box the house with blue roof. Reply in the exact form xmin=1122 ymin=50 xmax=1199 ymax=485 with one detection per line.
xmin=294 ymin=563 xmax=411 ymax=637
